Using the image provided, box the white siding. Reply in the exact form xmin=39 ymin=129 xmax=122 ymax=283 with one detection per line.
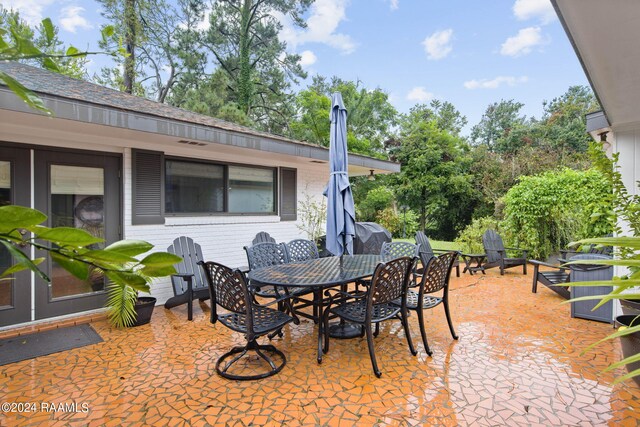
xmin=611 ymin=127 xmax=640 ymax=317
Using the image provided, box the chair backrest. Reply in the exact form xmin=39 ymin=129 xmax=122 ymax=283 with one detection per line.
xmin=380 ymin=241 xmax=419 ymax=261
xmin=199 ymin=261 xmax=252 ymax=327
xmin=245 ymin=242 xmax=289 ymax=271
xmin=415 ymin=231 xmax=435 ymax=260
xmin=482 ymin=229 xmax=505 ymax=263
xmin=286 ymin=239 xmax=320 ymax=262
xmin=419 ymin=251 xmax=458 ymax=295
xmin=167 ymin=236 xmax=207 ymax=295
xmin=368 ymin=257 xmax=415 ymax=309
xmin=252 ymin=231 xmax=276 ymax=245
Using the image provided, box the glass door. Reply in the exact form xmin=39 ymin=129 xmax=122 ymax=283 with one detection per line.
xmin=34 ymin=150 xmax=121 ymax=320
xmin=0 ymin=146 xmax=31 ymax=326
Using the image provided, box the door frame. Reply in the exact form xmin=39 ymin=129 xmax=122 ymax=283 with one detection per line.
xmin=33 ymin=147 xmax=122 ymax=321
xmin=0 ymin=145 xmax=31 ymax=326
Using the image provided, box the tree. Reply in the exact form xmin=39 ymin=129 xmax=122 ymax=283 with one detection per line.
xmin=469 ymin=99 xmax=526 ymax=152
xmin=410 ymin=100 xmax=468 ymax=137
xmin=538 ymin=85 xmax=600 ymax=153
xmin=0 ymin=11 xmax=115 ymax=113
xmin=202 ymin=0 xmax=312 ymax=130
xmin=97 ymin=0 xmax=206 ymax=101
xmin=171 ymin=68 xmax=252 ymax=125
xmin=291 ymin=76 xmax=398 ymax=157
xmin=391 ymin=108 xmax=478 ymax=240
xmin=0 ymin=8 xmax=89 ymax=79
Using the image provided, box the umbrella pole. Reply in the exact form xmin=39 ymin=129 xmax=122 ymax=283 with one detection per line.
xmin=329 ymin=232 xmax=363 ymax=339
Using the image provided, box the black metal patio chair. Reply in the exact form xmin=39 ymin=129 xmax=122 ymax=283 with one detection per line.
xmin=285 ymin=239 xmax=322 ymax=322
xmin=244 ymin=242 xmax=311 ymax=300
xmin=319 ymin=256 xmax=418 ymax=378
xmin=356 ymin=241 xmax=419 ymax=290
xmin=399 ymin=251 xmax=459 ymax=356
xmin=199 ymin=261 xmax=294 ymax=380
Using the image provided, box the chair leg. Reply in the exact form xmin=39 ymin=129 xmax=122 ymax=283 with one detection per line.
xmin=319 ymin=307 xmax=331 ymax=363
xmin=455 ymin=264 xmax=460 ymax=278
xmin=215 ymin=340 xmax=287 ymax=381
xmin=443 ymin=298 xmax=458 ymax=340
xmin=401 ymin=312 xmax=417 ymax=356
xmin=374 ymin=322 xmax=380 ymax=337
xmin=267 ymin=328 xmax=284 ymax=340
xmin=532 ymin=264 xmax=540 ymax=293
xmin=365 ymin=323 xmax=382 ymax=378
xmin=523 ymin=262 xmax=527 ymax=275
xmin=417 ymin=309 xmax=433 ymax=356
xmin=186 ymin=276 xmax=193 ymax=321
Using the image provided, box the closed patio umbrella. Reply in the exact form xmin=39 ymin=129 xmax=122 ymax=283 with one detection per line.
xmin=324 ymin=92 xmax=355 ymax=256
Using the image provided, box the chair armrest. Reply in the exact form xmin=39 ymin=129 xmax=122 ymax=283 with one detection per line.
xmin=504 ymin=247 xmax=528 ymax=252
xmin=432 ymin=248 xmax=453 ymax=254
xmin=529 ymin=260 xmax=566 ymax=270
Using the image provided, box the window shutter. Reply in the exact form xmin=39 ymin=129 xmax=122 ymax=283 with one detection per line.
xmin=132 ymin=149 xmax=165 ymax=225
xmin=279 ymin=167 xmax=297 ymax=221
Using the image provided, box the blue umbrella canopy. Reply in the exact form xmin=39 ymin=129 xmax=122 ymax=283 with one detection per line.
xmin=324 ymin=92 xmax=356 ymax=256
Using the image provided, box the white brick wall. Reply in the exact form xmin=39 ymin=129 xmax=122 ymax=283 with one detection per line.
xmin=122 ymin=148 xmax=329 ymax=304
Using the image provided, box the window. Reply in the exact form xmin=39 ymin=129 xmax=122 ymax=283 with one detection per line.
xmin=166 ymin=160 xmax=224 ymax=214
xmin=165 ymin=159 xmax=277 ymax=215
xmin=228 ymin=166 xmax=275 ymax=213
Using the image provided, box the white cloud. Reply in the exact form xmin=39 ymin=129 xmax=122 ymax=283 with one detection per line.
xmin=3 ymin=0 xmax=55 ymax=25
xmin=299 ymin=50 xmax=317 ymax=67
xmin=389 ymin=0 xmax=399 ymax=11
xmin=277 ymin=0 xmax=357 ymax=55
xmin=422 ymin=29 xmax=453 ymax=60
xmin=406 ymin=86 xmax=434 ymax=102
xmin=196 ymin=8 xmax=211 ymax=31
xmin=513 ymin=0 xmax=556 ymax=24
xmin=59 ymin=6 xmax=93 ymax=33
xmin=500 ymin=26 xmax=544 ymax=57
xmin=463 ymin=76 xmax=529 ymax=90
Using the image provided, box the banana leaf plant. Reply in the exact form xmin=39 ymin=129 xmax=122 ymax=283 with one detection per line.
xmin=0 ymin=205 xmax=181 ymax=328
xmin=565 ymin=236 xmax=640 ymax=384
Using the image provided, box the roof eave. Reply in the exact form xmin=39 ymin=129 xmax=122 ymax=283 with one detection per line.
xmin=0 ymin=87 xmax=400 ymax=174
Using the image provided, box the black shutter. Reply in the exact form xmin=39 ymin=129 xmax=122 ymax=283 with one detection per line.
xmin=279 ymin=167 xmax=297 ymax=221
xmin=132 ymin=149 xmax=165 ymax=225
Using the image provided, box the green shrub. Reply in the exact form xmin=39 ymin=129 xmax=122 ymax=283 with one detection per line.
xmin=376 ymin=207 xmax=419 ymax=238
xmin=501 ymin=168 xmax=612 ymax=259
xmin=357 ymin=186 xmax=394 ymax=222
xmin=455 ymin=216 xmax=501 ymax=253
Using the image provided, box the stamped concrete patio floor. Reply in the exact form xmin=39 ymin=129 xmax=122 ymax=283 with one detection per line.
xmin=1 ymin=269 xmax=639 ymax=426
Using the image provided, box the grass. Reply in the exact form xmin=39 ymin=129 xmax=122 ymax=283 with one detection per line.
xmin=393 ymin=237 xmax=461 ymax=251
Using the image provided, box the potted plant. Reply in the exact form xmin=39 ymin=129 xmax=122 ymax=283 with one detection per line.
xmin=0 ymin=205 xmax=181 ymax=328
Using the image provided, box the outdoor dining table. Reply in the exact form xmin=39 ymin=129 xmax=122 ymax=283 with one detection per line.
xmin=247 ymin=254 xmax=383 ymax=362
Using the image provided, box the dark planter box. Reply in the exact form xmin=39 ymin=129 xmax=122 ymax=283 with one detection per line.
xmin=131 ymin=297 xmax=157 ymax=327
xmin=615 ymin=315 xmax=640 ymax=387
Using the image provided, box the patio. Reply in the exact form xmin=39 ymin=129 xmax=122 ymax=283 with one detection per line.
xmin=1 ymin=269 xmax=639 ymax=426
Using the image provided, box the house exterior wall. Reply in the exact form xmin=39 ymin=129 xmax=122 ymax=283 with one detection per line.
xmin=121 ymin=147 xmax=329 ymax=304
xmin=1 ymin=118 xmax=332 ymax=306
xmin=610 ymin=127 xmax=640 ymax=318
xmin=615 ymin=128 xmax=640 ymax=202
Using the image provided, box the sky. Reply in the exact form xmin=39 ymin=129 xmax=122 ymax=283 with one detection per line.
xmin=4 ymin=0 xmax=590 ymax=136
